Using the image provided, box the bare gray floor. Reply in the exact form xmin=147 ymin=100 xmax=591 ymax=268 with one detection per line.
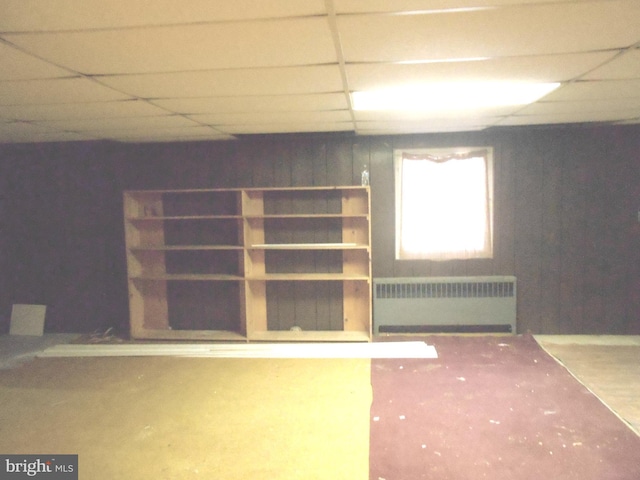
xmin=535 ymin=335 xmax=640 ymax=436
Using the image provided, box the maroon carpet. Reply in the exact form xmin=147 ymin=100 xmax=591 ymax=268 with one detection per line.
xmin=369 ymin=335 xmax=640 ymax=480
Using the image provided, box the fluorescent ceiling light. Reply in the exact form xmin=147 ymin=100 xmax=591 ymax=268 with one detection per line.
xmin=395 ymin=7 xmax=495 ymax=15
xmin=352 ymin=82 xmax=561 ymax=111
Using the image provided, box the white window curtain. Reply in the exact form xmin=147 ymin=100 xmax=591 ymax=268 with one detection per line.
xmin=395 ymin=148 xmax=493 ymax=261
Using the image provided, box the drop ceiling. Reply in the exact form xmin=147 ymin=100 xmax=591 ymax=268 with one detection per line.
xmin=0 ymin=0 xmax=639 ymax=144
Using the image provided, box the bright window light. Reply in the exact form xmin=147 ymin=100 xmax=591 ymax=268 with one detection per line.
xmin=352 ymin=82 xmax=560 ymax=111
xmin=395 ymin=147 xmax=494 ymax=261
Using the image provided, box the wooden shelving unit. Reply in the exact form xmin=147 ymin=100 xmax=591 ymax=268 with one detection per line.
xmin=123 ymin=186 xmax=371 ymax=342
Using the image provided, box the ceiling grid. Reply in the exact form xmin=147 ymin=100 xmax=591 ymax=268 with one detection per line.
xmin=0 ymin=0 xmax=638 ymax=143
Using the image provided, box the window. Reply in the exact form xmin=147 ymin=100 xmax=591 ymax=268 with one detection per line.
xmin=394 ymin=147 xmax=494 ymax=261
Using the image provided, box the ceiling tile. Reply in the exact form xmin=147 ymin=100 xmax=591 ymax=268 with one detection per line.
xmin=346 ymin=52 xmax=617 ymax=90
xmin=581 ymin=49 xmax=640 ymax=80
xmin=190 ymin=110 xmax=352 ymax=126
xmin=0 ymin=77 xmax=132 ymax=105
xmin=337 ymin=1 xmax=640 ymax=62
xmin=0 ymin=42 xmax=72 ymax=80
xmin=0 ymin=100 xmax=172 ymax=121
xmin=35 ymin=115 xmax=203 ymax=133
xmin=0 ymin=0 xmax=326 ymax=31
xmin=95 ymin=125 xmax=225 ymax=140
xmin=1 ymin=0 xmax=638 ymax=143
xmin=355 ymin=119 xmax=491 ymax=134
xmin=151 ymin=93 xmax=349 ymax=114
xmin=516 ymin=98 xmax=640 ymax=115
xmin=0 ymin=120 xmax=99 ymax=143
xmin=113 ymin=133 xmax=236 ymax=143
xmin=354 ymin=106 xmax=519 ymax=121
xmin=0 ymin=129 xmax=98 ymax=144
xmin=497 ymin=110 xmax=640 ymax=126
xmin=0 ymin=120 xmax=55 ymax=134
xmin=542 ymin=80 xmax=640 ymax=101
xmin=333 ymin=0 xmax=570 ymax=14
xmin=220 ymin=122 xmax=354 ymax=134
xmin=98 ymin=66 xmax=345 ymax=98
xmin=615 ymin=117 xmax=640 ymax=125
xmin=5 ymin=18 xmax=336 ymax=74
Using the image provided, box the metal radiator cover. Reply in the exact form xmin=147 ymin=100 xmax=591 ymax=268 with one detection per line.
xmin=373 ymin=276 xmax=517 ymax=334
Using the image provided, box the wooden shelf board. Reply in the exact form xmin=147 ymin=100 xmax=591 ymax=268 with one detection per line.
xmin=255 ymin=186 xmax=368 ymax=192
xmin=131 ymin=329 xmax=247 ymax=341
xmin=129 ymin=214 xmax=367 ymax=221
xmin=127 ymin=215 xmax=242 ymax=221
xmin=131 ymin=245 xmax=243 ymax=251
xmin=125 ymin=186 xmax=368 ymax=195
xmin=245 ymin=214 xmax=368 ymax=219
xmin=131 ymin=274 xmax=244 ymax=281
xmin=249 ymin=243 xmax=367 ymax=250
xmin=131 ymin=273 xmax=369 ymax=281
xmin=246 ymin=273 xmax=370 ymax=281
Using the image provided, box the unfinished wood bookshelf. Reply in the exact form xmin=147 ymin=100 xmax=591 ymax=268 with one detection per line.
xmin=123 ymin=186 xmax=371 ymax=342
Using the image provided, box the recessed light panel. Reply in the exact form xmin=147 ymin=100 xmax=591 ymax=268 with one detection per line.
xmin=352 ymin=82 xmax=561 ymax=111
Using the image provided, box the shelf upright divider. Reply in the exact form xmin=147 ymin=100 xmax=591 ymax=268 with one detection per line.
xmin=123 ymin=191 xmax=170 ymax=336
xmin=241 ymin=189 xmax=267 ymax=337
xmin=341 ymin=187 xmax=372 ymax=337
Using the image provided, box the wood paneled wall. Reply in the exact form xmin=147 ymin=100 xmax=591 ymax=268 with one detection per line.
xmin=1 ymin=125 xmax=638 ymax=335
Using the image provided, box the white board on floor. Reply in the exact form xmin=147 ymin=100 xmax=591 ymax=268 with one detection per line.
xmin=38 ymin=341 xmax=438 ymax=359
xmin=9 ymin=304 xmax=46 ymax=336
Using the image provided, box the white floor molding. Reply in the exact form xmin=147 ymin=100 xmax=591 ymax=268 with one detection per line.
xmin=37 ymin=341 xmax=438 ymax=359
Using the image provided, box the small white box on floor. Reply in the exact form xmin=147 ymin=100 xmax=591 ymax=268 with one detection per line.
xmin=9 ymin=304 xmax=46 ymax=336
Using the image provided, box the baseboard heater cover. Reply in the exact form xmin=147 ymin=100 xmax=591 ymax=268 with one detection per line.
xmin=373 ymin=276 xmax=517 ymax=334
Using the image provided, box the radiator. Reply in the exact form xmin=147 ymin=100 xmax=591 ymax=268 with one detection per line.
xmin=373 ymin=276 xmax=517 ymax=334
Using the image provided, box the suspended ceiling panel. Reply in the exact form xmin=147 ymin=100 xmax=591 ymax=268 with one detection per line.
xmin=0 ymin=0 xmax=638 ymax=144
xmin=0 ymin=78 xmax=131 ymax=105
xmin=222 ymin=122 xmax=354 ymax=135
xmin=0 ymin=100 xmax=175 ymax=122
xmin=356 ymin=119 xmax=492 ymax=135
xmin=0 ymin=121 xmax=96 ymax=143
xmin=543 ymin=80 xmax=640 ymax=101
xmin=354 ymin=105 xmax=520 ymax=121
xmin=37 ymin=115 xmax=206 ymax=133
xmin=188 ymin=110 xmax=352 ymax=126
xmin=345 ymin=52 xmax=618 ymax=90
xmin=102 ymin=127 xmax=234 ymax=143
xmin=0 ymin=0 xmax=327 ymax=30
xmin=4 ymin=18 xmax=337 ymax=74
xmin=0 ymin=42 xmax=71 ymax=80
xmin=581 ymin=50 xmax=640 ymax=80
xmin=332 ymin=0 xmax=577 ymax=13
xmin=151 ymin=93 xmax=349 ymax=115
xmin=336 ymin=2 xmax=640 ymax=62
xmin=517 ymin=98 xmax=640 ymax=116
xmin=496 ymin=110 xmax=640 ymax=126
xmin=97 ymin=66 xmax=345 ymax=98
